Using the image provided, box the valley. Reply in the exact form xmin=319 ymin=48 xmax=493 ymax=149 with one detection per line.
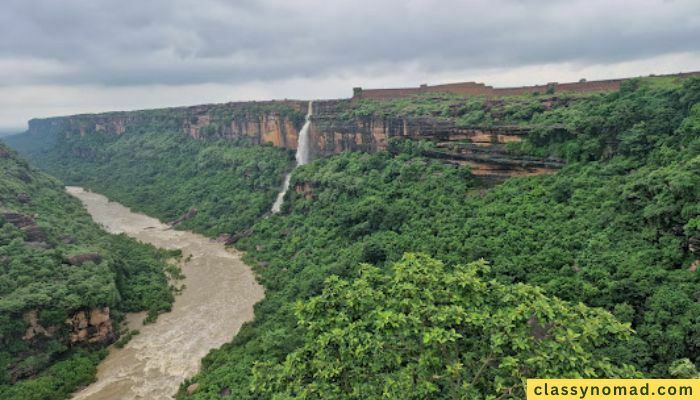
xmin=67 ymin=187 xmax=263 ymax=400
xmin=2 ymin=73 xmax=699 ymax=399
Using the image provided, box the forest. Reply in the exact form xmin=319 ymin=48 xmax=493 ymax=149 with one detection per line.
xmin=0 ymin=143 xmax=179 ymax=399
xmin=7 ymin=130 xmax=295 ymax=238
xmin=185 ymin=77 xmax=700 ymax=398
xmin=4 ymin=76 xmax=699 ymax=399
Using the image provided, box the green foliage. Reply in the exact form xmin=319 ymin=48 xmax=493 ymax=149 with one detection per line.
xmin=523 ymin=78 xmax=700 ymax=162
xmin=179 ymin=79 xmax=699 ymax=398
xmin=338 ymin=91 xmax=593 ymax=128
xmin=0 ymin=350 xmax=106 ymax=400
xmin=10 ymin=131 xmax=294 ymax=237
xmin=668 ymin=358 xmax=699 ymax=378
xmin=252 ymin=254 xmax=637 ymax=399
xmin=0 ymin=143 xmax=176 ymax=396
xmin=7 ymin=78 xmax=699 ymax=399
xmin=114 ymin=329 xmax=140 ymax=349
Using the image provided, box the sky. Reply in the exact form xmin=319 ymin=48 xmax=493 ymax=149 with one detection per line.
xmin=1 ymin=0 xmax=699 ymax=132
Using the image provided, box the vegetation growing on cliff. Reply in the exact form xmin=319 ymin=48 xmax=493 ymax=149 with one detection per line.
xmin=339 ymin=90 xmax=600 ymax=128
xmin=340 ymin=75 xmax=692 ymax=130
xmin=7 ymin=131 xmax=295 ymax=237
xmin=172 ymin=78 xmax=699 ymax=398
xmin=6 ymin=78 xmax=699 ymax=399
xmin=0 ymin=143 xmax=178 ymax=399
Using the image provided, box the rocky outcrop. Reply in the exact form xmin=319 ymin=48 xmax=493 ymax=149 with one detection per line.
xmin=186 ymin=383 xmax=200 ymax=395
xmin=294 ymin=182 xmax=315 ymax=200
xmin=0 ymin=146 xmax=9 ymax=158
xmin=1 ymin=211 xmax=35 ymax=228
xmin=308 ymin=101 xmax=563 ymax=178
xmin=689 ymin=260 xmax=699 ymax=272
xmin=689 ymin=236 xmax=700 ymax=255
xmin=64 ymin=252 xmax=103 ymax=266
xmin=22 ymin=310 xmax=58 ymax=341
xmin=20 ymin=307 xmax=113 ymax=345
xmin=218 ymin=228 xmax=253 ymax=245
xmin=16 ymin=192 xmax=31 ymax=204
xmin=184 ymin=110 xmax=301 ymax=148
xmin=21 ymin=98 xmax=562 ymax=178
xmin=1 ymin=211 xmax=47 ymax=243
xmin=67 ymin=307 xmax=114 ymax=345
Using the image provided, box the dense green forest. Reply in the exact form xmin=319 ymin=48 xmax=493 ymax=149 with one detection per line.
xmin=182 ymin=77 xmax=700 ymax=398
xmin=7 ymin=131 xmax=295 ymax=238
xmin=0 ymin=143 xmax=179 ymax=399
xmin=6 ymin=76 xmax=700 ymax=399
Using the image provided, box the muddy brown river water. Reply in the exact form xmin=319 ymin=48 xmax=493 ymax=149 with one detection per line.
xmin=67 ymin=187 xmax=264 ymax=400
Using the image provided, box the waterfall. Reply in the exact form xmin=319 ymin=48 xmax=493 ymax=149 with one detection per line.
xmin=271 ymin=101 xmax=313 ymax=213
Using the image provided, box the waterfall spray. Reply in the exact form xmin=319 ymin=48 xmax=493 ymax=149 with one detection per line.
xmin=271 ymin=101 xmax=313 ymax=213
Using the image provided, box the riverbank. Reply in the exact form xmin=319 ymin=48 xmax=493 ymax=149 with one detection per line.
xmin=67 ymin=187 xmax=264 ymax=400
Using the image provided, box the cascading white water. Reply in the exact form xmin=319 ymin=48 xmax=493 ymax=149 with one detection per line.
xmin=271 ymin=101 xmax=313 ymax=213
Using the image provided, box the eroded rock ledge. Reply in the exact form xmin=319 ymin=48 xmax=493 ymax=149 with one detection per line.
xmin=21 ymin=307 xmax=114 ymax=345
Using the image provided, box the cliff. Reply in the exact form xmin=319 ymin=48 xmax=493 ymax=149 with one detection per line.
xmin=309 ymin=100 xmax=564 ymax=178
xmin=21 ymin=98 xmax=561 ymax=178
xmin=28 ymin=72 xmax=700 ymax=178
xmin=27 ymin=100 xmax=308 ymax=150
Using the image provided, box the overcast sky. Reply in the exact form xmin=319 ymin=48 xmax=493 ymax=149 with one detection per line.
xmin=1 ymin=0 xmax=699 ymax=131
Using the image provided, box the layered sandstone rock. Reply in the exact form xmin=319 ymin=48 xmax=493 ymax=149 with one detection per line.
xmin=67 ymin=307 xmax=114 ymax=345
xmin=20 ymin=307 xmax=113 ymax=345
xmin=184 ymin=111 xmax=301 ymax=148
xmin=23 ymin=97 xmax=567 ymax=178
xmin=27 ymin=100 xmax=307 ymax=152
xmin=308 ymin=103 xmax=563 ymax=179
xmin=294 ymin=182 xmax=315 ymax=200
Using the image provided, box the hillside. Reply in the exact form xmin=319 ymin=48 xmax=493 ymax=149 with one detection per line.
xmin=7 ymin=123 xmax=296 ymax=239
xmin=0 ymin=143 xmax=180 ymax=399
xmin=5 ymin=75 xmax=700 ymax=398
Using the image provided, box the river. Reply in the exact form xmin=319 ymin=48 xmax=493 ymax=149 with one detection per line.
xmin=66 ymin=187 xmax=264 ymax=399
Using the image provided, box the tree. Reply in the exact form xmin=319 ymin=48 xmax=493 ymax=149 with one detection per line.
xmin=252 ymin=254 xmax=637 ymax=399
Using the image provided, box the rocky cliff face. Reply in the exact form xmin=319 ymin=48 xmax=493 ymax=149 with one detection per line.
xmin=308 ymin=100 xmax=564 ymax=179
xmin=12 ymin=307 xmax=114 ymax=381
xmin=27 ymin=100 xmax=308 ymax=150
xmin=20 ymin=307 xmax=114 ymax=346
xmin=24 ymin=98 xmax=562 ymax=178
xmin=67 ymin=307 xmax=114 ymax=345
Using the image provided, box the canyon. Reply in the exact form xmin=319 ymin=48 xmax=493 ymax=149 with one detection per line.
xmin=65 ymin=187 xmax=264 ymax=400
xmin=23 ymin=100 xmax=559 ymax=179
xmin=21 ymin=72 xmax=699 ymax=178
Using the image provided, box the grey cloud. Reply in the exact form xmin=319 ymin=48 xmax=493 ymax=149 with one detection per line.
xmin=0 ymin=0 xmax=699 ymax=88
